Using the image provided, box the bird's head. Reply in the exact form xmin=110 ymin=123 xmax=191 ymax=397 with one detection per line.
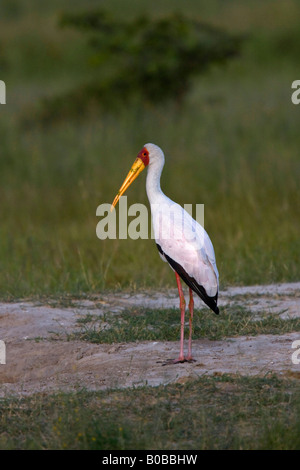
xmin=111 ymin=143 xmax=164 ymax=210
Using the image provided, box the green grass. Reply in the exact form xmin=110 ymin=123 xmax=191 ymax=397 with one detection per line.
xmin=0 ymin=0 xmax=300 ymax=299
xmin=0 ymin=374 xmax=299 ymax=449
xmin=71 ymin=305 xmax=300 ymax=344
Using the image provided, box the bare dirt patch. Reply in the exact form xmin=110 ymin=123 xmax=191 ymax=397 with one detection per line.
xmin=0 ymin=283 xmax=299 ymax=396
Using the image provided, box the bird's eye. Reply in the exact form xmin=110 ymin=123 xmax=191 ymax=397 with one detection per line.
xmin=143 ymin=152 xmax=147 ymax=156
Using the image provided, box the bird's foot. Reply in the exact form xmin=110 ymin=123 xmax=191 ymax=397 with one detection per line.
xmin=159 ymin=356 xmax=196 ymax=366
xmin=186 ymin=356 xmax=196 ymax=363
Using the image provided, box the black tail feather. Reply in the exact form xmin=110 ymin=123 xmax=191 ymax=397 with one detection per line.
xmin=156 ymin=243 xmax=219 ymax=314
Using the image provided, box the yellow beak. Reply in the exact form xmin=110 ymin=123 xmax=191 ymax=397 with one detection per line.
xmin=111 ymin=157 xmax=146 ymax=211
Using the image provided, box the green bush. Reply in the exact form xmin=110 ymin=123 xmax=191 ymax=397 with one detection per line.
xmin=61 ymin=10 xmax=243 ymax=101
xmin=32 ymin=10 xmax=244 ymax=123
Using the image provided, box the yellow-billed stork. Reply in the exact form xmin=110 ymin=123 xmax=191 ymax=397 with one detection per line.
xmin=111 ymin=143 xmax=219 ymax=364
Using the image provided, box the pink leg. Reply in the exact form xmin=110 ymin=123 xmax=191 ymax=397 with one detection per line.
xmin=161 ymin=274 xmax=196 ymax=365
xmin=187 ymin=288 xmax=195 ymax=362
xmin=175 ymin=272 xmax=186 ymax=362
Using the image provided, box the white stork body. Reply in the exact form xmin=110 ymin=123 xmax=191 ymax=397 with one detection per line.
xmin=112 ymin=143 xmax=219 ymax=363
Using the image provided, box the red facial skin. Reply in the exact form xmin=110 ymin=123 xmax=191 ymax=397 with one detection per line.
xmin=137 ymin=147 xmax=150 ymax=167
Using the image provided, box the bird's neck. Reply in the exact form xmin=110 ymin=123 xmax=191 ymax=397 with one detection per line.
xmin=146 ymin=160 xmax=166 ymax=205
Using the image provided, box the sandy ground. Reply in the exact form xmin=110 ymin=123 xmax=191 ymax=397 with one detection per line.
xmin=0 ymin=282 xmax=299 ymax=396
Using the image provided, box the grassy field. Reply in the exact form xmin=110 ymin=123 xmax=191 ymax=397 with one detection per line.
xmin=0 ymin=0 xmax=299 ymax=299
xmin=72 ymin=305 xmax=300 ymax=344
xmin=0 ymin=374 xmax=299 ymax=449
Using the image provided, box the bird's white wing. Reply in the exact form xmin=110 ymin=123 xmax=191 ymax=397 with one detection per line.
xmin=152 ymin=202 xmax=219 ymax=298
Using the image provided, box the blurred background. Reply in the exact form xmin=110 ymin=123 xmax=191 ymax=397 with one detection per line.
xmin=0 ymin=0 xmax=299 ymax=299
